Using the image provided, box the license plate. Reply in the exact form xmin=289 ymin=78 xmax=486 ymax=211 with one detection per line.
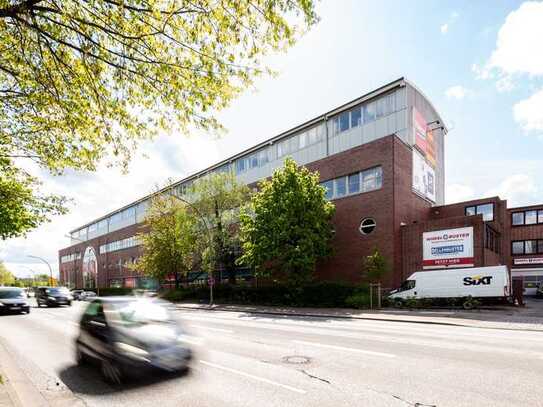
xmin=11 ymin=307 xmax=20 ymax=310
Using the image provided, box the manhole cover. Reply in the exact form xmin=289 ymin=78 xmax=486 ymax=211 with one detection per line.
xmin=282 ymin=355 xmax=311 ymax=365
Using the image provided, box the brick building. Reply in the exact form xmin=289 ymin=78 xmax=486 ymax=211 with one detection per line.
xmin=58 ymin=78 xmax=543 ymax=294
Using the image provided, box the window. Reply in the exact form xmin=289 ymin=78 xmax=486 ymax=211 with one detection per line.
xmin=512 ymin=212 xmax=524 ymax=226
xmin=525 ymin=240 xmax=538 ymax=254
xmin=359 ymin=218 xmax=376 ymax=235
xmin=376 ymin=97 xmax=387 ymax=118
xmin=384 ymin=93 xmax=395 ymax=115
xmin=539 ymin=210 xmax=543 ymax=224
xmin=350 ymin=107 xmax=362 ymax=128
xmin=335 ymin=177 xmax=347 ymax=197
xmin=363 ymin=102 xmax=376 ymax=123
xmin=235 ymin=158 xmax=247 ymax=174
xmin=512 ymin=241 xmax=524 ymax=255
xmin=400 ymin=280 xmax=415 ymax=291
xmin=525 ymin=210 xmax=538 ymax=225
xmin=338 ymin=111 xmax=350 ymax=132
xmin=539 ymin=240 xmax=543 ymax=254
xmin=322 ymin=180 xmax=333 ymax=200
xmin=348 ymin=173 xmax=360 ymax=194
xmin=362 ymin=166 xmax=382 ymax=192
xmin=258 ymin=149 xmax=269 ymax=166
xmin=88 ymin=223 xmax=97 ymax=233
xmin=464 ymin=203 xmax=494 ymax=222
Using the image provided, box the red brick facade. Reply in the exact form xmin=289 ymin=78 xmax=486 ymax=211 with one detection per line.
xmin=59 ymin=133 xmax=543 ymax=293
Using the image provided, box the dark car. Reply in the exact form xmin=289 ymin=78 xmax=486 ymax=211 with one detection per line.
xmin=71 ymin=289 xmax=84 ymax=301
xmin=36 ymin=286 xmax=73 ymax=307
xmin=75 ymin=297 xmax=192 ymax=384
xmin=0 ymin=287 xmax=31 ymax=314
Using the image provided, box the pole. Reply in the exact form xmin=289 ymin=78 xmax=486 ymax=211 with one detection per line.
xmin=27 ymin=255 xmax=54 ymax=286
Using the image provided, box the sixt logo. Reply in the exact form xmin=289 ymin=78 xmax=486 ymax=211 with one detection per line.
xmin=463 ymin=275 xmax=493 ymax=286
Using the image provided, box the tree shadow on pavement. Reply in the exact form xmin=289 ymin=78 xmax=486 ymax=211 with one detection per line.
xmin=58 ymin=364 xmax=192 ymax=395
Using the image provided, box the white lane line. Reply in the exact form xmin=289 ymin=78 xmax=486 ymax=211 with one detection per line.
xmin=179 ymin=336 xmax=205 ymax=346
xmin=200 ymin=360 xmax=307 ymax=394
xmin=189 ymin=324 xmax=234 ymax=334
xmin=293 ymin=340 xmax=396 ymax=358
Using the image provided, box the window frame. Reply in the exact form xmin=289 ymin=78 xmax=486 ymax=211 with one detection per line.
xmin=464 ymin=203 xmax=495 ymax=222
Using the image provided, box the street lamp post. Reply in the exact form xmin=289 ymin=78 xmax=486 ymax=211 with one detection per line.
xmin=166 ymin=190 xmax=215 ymax=305
xmin=27 ymin=255 xmax=54 ymax=287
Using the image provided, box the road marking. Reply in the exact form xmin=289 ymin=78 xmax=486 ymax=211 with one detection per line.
xmin=179 ymin=336 xmax=205 ymax=346
xmin=189 ymin=324 xmax=234 ymax=334
xmin=200 ymin=360 xmax=307 ymax=394
xmin=293 ymin=340 xmax=396 ymax=358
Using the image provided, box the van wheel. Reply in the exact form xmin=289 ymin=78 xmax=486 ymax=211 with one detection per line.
xmin=393 ymin=299 xmax=404 ymax=309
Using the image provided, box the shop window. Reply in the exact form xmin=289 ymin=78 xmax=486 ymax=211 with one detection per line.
xmin=359 ymin=218 xmax=376 ymax=235
xmin=512 ymin=241 xmax=524 ymax=255
xmin=525 ymin=210 xmax=538 ymax=225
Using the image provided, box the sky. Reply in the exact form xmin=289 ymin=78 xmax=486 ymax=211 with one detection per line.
xmin=2 ymin=0 xmax=543 ymax=278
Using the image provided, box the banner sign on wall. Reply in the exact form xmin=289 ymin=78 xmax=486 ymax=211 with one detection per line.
xmin=514 ymin=257 xmax=543 ymax=266
xmin=422 ymin=227 xmax=474 ymax=269
xmin=413 ymin=107 xmax=437 ymax=167
xmin=412 ymin=149 xmax=436 ymax=203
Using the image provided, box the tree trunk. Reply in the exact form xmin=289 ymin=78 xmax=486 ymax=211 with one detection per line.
xmin=174 ymin=271 xmax=180 ymax=289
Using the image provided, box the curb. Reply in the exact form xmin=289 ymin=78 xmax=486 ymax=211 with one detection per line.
xmin=0 ymin=339 xmax=49 ymax=407
xmin=174 ymin=304 xmax=543 ymax=332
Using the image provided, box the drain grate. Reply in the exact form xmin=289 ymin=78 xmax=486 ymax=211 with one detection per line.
xmin=282 ymin=355 xmax=311 ymax=365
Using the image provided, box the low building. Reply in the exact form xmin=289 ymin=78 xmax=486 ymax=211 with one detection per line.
xmin=58 ymin=78 xmax=543 ymax=294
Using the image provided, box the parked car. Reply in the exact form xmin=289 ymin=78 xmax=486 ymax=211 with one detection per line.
xmin=36 ymin=286 xmax=73 ymax=307
xmin=389 ymin=265 xmax=511 ymax=309
xmin=75 ymin=297 xmax=192 ymax=384
xmin=80 ymin=291 xmax=97 ymax=301
xmin=0 ymin=287 xmax=31 ymax=314
xmin=71 ymin=289 xmax=84 ymax=301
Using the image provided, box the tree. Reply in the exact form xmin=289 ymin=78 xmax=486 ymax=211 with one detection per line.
xmin=0 ymin=158 xmax=67 ymax=239
xmin=0 ymin=262 xmax=15 ymax=286
xmin=239 ymin=158 xmax=335 ymax=286
xmin=135 ymin=195 xmax=200 ymax=289
xmin=362 ymin=249 xmax=390 ymax=283
xmin=0 ymin=0 xmax=318 ymax=237
xmin=189 ymin=172 xmax=251 ymax=284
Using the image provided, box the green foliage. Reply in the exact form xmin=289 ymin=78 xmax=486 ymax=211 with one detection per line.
xmin=135 ymin=195 xmax=201 ymax=288
xmin=239 ymin=158 xmax=335 ymax=285
xmin=362 ymin=248 xmax=390 ymax=283
xmin=345 ymin=292 xmax=371 ymax=309
xmin=187 ymin=172 xmax=251 ymax=282
xmin=162 ymin=282 xmax=358 ymax=308
xmin=0 ymin=1 xmax=317 ymax=237
xmin=0 ymin=262 xmax=15 ymax=286
xmin=0 ymin=160 xmax=67 ymax=239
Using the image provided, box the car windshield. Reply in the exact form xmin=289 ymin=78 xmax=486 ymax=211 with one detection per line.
xmin=0 ymin=289 xmax=24 ymax=299
xmin=46 ymin=288 xmax=69 ymax=295
xmin=111 ymin=300 xmax=171 ymax=326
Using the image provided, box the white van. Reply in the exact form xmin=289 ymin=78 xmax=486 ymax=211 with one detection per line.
xmin=389 ymin=266 xmax=511 ymax=308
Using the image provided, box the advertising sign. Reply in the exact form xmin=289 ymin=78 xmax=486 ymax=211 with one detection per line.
xmin=513 ymin=257 xmax=543 ymax=266
xmin=413 ymin=107 xmax=437 ymax=167
xmin=412 ymin=149 xmax=436 ymax=203
xmin=422 ymin=227 xmax=474 ymax=269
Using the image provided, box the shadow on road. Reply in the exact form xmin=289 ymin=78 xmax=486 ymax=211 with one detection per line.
xmin=58 ymin=363 xmax=192 ymax=395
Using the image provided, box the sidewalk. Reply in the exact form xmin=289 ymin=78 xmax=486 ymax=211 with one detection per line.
xmin=175 ymin=299 xmax=543 ymax=332
xmin=0 ymin=339 xmax=84 ymax=407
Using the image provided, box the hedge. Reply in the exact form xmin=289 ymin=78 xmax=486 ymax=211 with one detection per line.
xmin=160 ymin=282 xmax=367 ymax=308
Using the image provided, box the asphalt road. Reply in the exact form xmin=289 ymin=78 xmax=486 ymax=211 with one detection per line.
xmin=0 ymin=300 xmax=542 ymax=407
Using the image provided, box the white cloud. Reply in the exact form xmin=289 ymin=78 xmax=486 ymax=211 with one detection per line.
xmin=446 ymin=184 xmax=475 ymax=204
xmin=440 ymin=11 xmax=459 ymax=35
xmin=514 ymin=87 xmax=543 ymax=132
xmin=445 ymin=85 xmax=470 ymax=100
xmin=488 ymin=1 xmax=543 ymax=76
xmin=485 ymin=174 xmax=539 ymax=207
xmin=440 ymin=24 xmax=449 ymax=34
xmin=0 ymin=133 xmax=222 ymax=278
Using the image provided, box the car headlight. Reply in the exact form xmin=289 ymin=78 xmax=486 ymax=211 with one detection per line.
xmin=0 ymin=303 xmax=4 ymax=307
xmin=48 ymin=296 xmax=56 ymax=300
xmin=114 ymin=342 xmax=149 ymax=361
